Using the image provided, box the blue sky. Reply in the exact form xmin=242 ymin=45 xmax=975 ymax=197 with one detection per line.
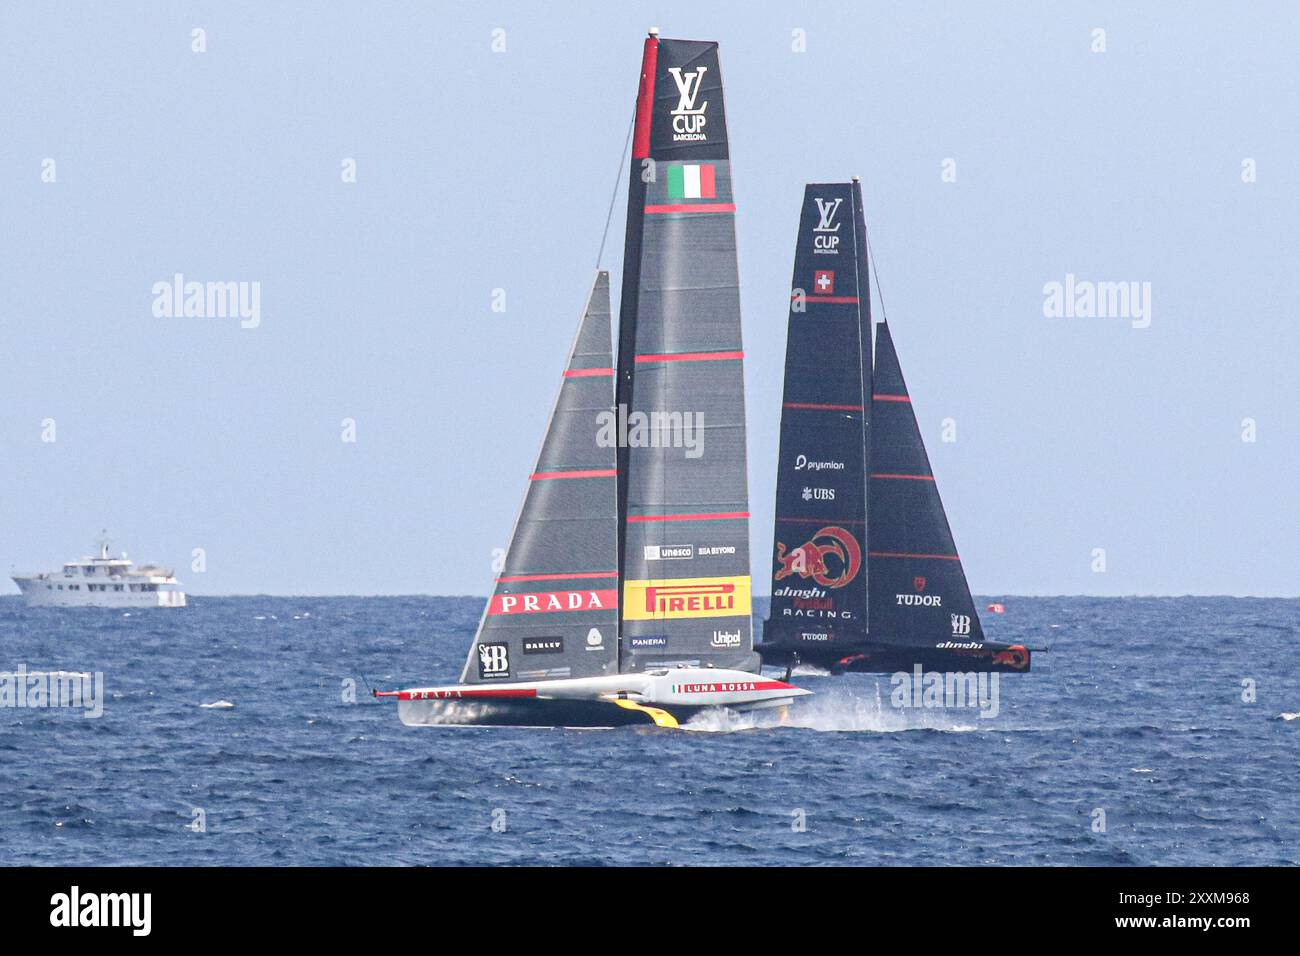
xmin=2 ymin=2 xmax=1297 ymax=596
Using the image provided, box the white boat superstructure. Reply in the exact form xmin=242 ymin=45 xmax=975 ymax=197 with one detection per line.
xmin=11 ymin=539 xmax=187 ymax=608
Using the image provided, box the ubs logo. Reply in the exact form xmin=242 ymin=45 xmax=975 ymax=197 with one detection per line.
xmin=812 ymin=197 xmax=842 ymax=255
xmin=477 ymin=642 xmax=510 ymax=679
xmin=668 ymin=66 xmax=708 ymax=141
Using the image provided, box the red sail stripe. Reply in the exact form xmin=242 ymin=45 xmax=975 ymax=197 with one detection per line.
xmin=871 ymin=473 xmax=935 ymax=481
xmin=794 ymin=295 xmax=861 ymax=304
xmin=644 ymin=203 xmax=737 ymax=215
xmin=496 ymin=571 xmax=618 ymax=582
xmin=563 ymin=368 xmax=614 ymax=378
xmin=627 ymin=512 xmax=750 ymax=523
xmin=529 ymin=469 xmax=617 ymax=480
xmin=868 ymin=551 xmax=961 ymax=561
xmin=779 ymin=517 xmax=866 ymax=525
xmin=874 ymin=394 xmax=911 ymax=402
xmin=783 ymin=402 xmax=864 ymax=411
xmin=632 ymin=36 xmax=658 ymax=159
xmin=635 ymin=350 xmax=744 ymax=364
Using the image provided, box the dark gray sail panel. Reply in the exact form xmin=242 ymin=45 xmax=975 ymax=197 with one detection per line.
xmin=616 ymin=37 xmax=757 ymax=673
xmin=763 ymin=183 xmax=871 ymax=655
xmin=868 ymin=320 xmax=985 ymax=648
xmin=460 ymin=272 xmax=620 ymax=683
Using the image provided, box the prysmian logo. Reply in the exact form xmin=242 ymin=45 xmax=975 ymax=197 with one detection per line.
xmin=596 ymin=405 xmax=704 ymax=459
xmin=0 ymin=666 xmax=103 ymax=718
xmin=793 ymin=455 xmax=843 ymax=471
xmin=50 ymin=886 xmax=151 ymax=936
xmin=1042 ymin=273 xmax=1151 ymax=329
xmin=667 ymin=66 xmax=708 ymax=140
xmin=152 ymin=273 xmax=261 ymax=329
xmin=890 ymin=665 xmax=1000 ymax=719
xmin=521 ymin=637 xmax=563 ymax=655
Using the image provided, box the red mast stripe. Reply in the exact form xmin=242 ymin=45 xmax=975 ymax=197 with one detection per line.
xmin=632 ymin=37 xmax=658 ymax=160
xmin=635 ymin=350 xmax=744 ymax=364
xmin=627 ymin=512 xmax=750 ymax=523
xmin=783 ymin=402 xmax=864 ymax=411
xmin=645 ymin=203 xmax=737 ymax=215
xmin=529 ymin=469 xmax=617 ymax=480
xmin=867 ymin=551 xmax=961 ymax=561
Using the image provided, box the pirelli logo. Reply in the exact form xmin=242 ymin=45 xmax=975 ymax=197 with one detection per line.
xmin=622 ymin=576 xmax=751 ymax=621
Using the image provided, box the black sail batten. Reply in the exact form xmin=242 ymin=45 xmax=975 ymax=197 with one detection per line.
xmin=460 ymin=272 xmax=620 ymax=684
xmin=868 ymin=320 xmax=985 ymax=649
xmin=615 ymin=36 xmax=758 ymax=673
xmin=761 ymin=182 xmax=872 ymax=660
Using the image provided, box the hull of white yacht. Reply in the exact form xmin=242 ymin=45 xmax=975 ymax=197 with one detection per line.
xmin=381 ymin=668 xmax=811 ymax=729
xmin=11 ymin=577 xmax=187 ymax=608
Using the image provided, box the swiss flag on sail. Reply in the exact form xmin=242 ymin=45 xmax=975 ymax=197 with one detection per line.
xmin=813 ymin=270 xmax=835 ymax=295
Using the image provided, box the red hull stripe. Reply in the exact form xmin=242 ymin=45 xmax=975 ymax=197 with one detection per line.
xmin=645 ymin=203 xmax=737 ymax=215
xmin=795 ymin=295 xmax=861 ymax=305
xmin=874 ymin=394 xmax=912 ymax=403
xmin=563 ymin=367 xmax=614 ymax=378
xmin=496 ymin=571 xmax=618 ymax=583
xmin=529 ymin=469 xmax=617 ymax=480
xmin=871 ymin=473 xmax=935 ymax=481
xmin=868 ymin=551 xmax=961 ymax=561
xmin=635 ymin=350 xmax=744 ymax=364
xmin=632 ymin=38 xmax=658 ymax=159
xmin=628 ymin=511 xmax=749 ymax=523
xmin=783 ymin=402 xmax=864 ymax=411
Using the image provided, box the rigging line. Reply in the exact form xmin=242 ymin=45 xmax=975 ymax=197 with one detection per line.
xmin=862 ymin=209 xmax=889 ymax=324
xmin=596 ymin=107 xmax=636 ymax=270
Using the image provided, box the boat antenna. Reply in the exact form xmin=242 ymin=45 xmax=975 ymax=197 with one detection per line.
xmin=595 ymin=107 xmax=636 ymax=269
xmin=856 ymin=177 xmax=890 ymax=324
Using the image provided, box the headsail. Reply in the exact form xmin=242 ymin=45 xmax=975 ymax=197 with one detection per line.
xmin=615 ymin=34 xmax=758 ymax=673
xmin=868 ymin=320 xmax=985 ymax=647
xmin=763 ymin=182 xmax=872 ymax=653
xmin=459 ymin=272 xmax=620 ymax=684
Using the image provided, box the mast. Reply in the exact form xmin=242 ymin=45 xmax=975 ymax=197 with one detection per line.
xmin=761 ymin=182 xmax=872 ymax=656
xmin=868 ymin=320 xmax=985 ymax=648
xmin=459 ymin=272 xmax=620 ymax=683
xmin=615 ymin=31 xmax=758 ymax=673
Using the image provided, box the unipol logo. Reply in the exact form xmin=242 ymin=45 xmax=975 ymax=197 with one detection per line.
xmin=478 ymin=642 xmax=510 ymax=679
xmin=812 ymin=197 xmax=842 ymax=254
xmin=951 ymin=614 xmax=972 ymax=637
xmin=667 ymin=66 xmax=708 ymax=141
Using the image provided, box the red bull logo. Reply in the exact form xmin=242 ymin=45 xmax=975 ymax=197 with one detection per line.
xmin=774 ymin=526 xmax=861 ymax=589
xmin=991 ymin=645 xmax=1030 ymax=670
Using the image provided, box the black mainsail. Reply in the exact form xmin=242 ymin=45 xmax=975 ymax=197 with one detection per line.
xmin=759 ymin=182 xmax=872 ymax=661
xmin=867 ymin=320 xmax=987 ymax=654
xmin=757 ymin=181 xmax=1030 ymax=674
xmin=459 ymin=271 xmax=620 ymax=684
xmin=615 ymin=32 xmax=759 ymax=673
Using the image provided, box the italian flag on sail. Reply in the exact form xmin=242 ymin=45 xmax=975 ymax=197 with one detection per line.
xmin=667 ymin=164 xmax=717 ymax=200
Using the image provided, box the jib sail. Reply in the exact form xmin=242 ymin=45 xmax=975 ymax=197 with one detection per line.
xmin=868 ymin=320 xmax=984 ymax=648
xmin=764 ymin=182 xmax=872 ymax=654
xmin=459 ymin=272 xmax=621 ymax=684
xmin=615 ymin=33 xmax=758 ymax=673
